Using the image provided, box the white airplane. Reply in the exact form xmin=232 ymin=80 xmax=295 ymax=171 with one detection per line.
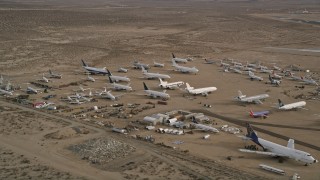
xmin=172 ymin=60 xmax=199 ymax=74
xmin=204 ymin=59 xmax=215 ymax=64
xmin=191 ymin=117 xmax=219 ymax=133
xmin=38 ymin=73 xmax=49 ymax=83
xmin=118 ymin=67 xmax=128 ymax=73
xmin=69 ymin=99 xmax=84 ymax=105
xmin=73 ymin=85 xmax=89 ymax=92
xmin=269 ymin=75 xmax=281 ymax=86
xmin=84 ymin=75 xmax=96 ymax=82
xmin=108 ymin=76 xmax=133 ymax=91
xmin=246 ymin=61 xmax=258 ymax=68
xmin=185 ymin=83 xmax=217 ymax=96
xmin=239 ymin=123 xmax=318 ymax=166
xmin=220 ymin=60 xmax=230 ymax=67
xmin=34 ymin=102 xmax=55 ymax=109
xmin=81 ymin=59 xmax=108 ymax=75
xmin=143 ymin=82 xmax=170 ymax=100
xmin=98 ymin=89 xmax=123 ymax=101
xmin=259 ymin=67 xmax=273 ymax=74
xmin=27 ymin=87 xmax=40 ymax=94
xmin=172 ymin=53 xmax=188 ymax=63
xmin=158 ymin=78 xmax=184 ymax=90
xmin=288 ymin=72 xmax=303 ymax=81
xmin=48 ymin=70 xmax=62 ymax=79
xmin=301 ymin=77 xmax=319 ymax=86
xmin=235 ymin=90 xmax=269 ymax=104
xmin=272 ymin=65 xmax=282 ymax=71
xmin=133 ymin=60 xmax=150 ymax=70
xmin=248 ymin=71 xmax=263 ymax=81
xmin=271 ymin=71 xmax=283 ymax=80
xmin=231 ymin=59 xmax=242 ymax=66
xmin=153 ymin=61 xmax=165 ymax=67
xmin=0 ymin=89 xmax=13 ymax=96
xmin=107 ymin=69 xmax=130 ymax=82
xmin=277 ymin=99 xmax=306 ymax=110
xmin=257 ymin=63 xmax=268 ymax=70
xmin=141 ymin=67 xmax=170 ymax=79
xmin=243 ymin=66 xmax=256 ymax=72
xmin=229 ymin=67 xmax=243 ymax=74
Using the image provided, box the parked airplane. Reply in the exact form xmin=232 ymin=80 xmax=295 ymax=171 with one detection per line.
xmin=235 ymin=90 xmax=269 ymax=104
xmin=277 ymin=99 xmax=306 ymax=110
xmin=191 ymin=117 xmax=219 ymax=133
xmin=108 ymin=76 xmax=133 ymax=91
xmin=172 ymin=53 xmax=188 ymax=63
xmin=38 ymin=74 xmax=49 ymax=83
xmin=172 ymin=60 xmax=199 ymax=74
xmin=118 ymin=67 xmax=128 ymax=73
xmin=141 ymin=67 xmax=170 ymax=79
xmin=260 ymin=67 xmax=273 ymax=74
xmin=301 ymin=77 xmax=319 ymax=86
xmin=153 ymin=61 xmax=165 ymax=67
xmin=239 ymin=123 xmax=318 ymax=166
xmin=0 ymin=89 xmax=13 ymax=96
xmin=246 ymin=61 xmax=258 ymax=68
xmin=204 ymin=59 xmax=215 ymax=64
xmin=98 ymin=89 xmax=123 ymax=101
xmin=220 ymin=60 xmax=230 ymax=67
xmin=107 ymin=69 xmax=130 ymax=82
xmin=231 ymin=59 xmax=243 ymax=66
xmin=69 ymin=99 xmax=84 ymax=105
xmin=48 ymin=70 xmax=62 ymax=79
xmin=158 ymin=78 xmax=184 ymax=90
xmin=248 ymin=71 xmax=263 ymax=81
xmin=249 ymin=109 xmax=269 ymax=118
xmin=84 ymin=75 xmax=96 ymax=82
xmin=81 ymin=59 xmax=108 ymax=75
xmin=243 ymin=66 xmax=256 ymax=72
xmin=133 ymin=60 xmax=150 ymax=70
xmin=272 ymin=65 xmax=282 ymax=71
xmin=229 ymin=67 xmax=243 ymax=74
xmin=143 ymin=82 xmax=170 ymax=100
xmin=269 ymin=75 xmax=281 ymax=86
xmin=27 ymin=87 xmax=40 ymax=94
xmin=73 ymin=85 xmax=89 ymax=92
xmin=34 ymin=102 xmax=55 ymax=109
xmin=271 ymin=71 xmax=283 ymax=80
xmin=287 ymin=72 xmax=303 ymax=81
xmin=185 ymin=83 xmax=217 ymax=96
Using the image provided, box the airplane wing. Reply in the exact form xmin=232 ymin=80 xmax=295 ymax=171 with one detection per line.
xmin=254 ymin=99 xmax=263 ymax=104
xmin=239 ymin=149 xmax=286 ymax=157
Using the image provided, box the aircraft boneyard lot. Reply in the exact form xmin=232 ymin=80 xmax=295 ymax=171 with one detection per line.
xmin=0 ymin=0 xmax=320 ymax=179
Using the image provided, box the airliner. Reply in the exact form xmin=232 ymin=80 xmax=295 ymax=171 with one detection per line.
xmin=133 ymin=61 xmax=150 ymax=70
xmin=158 ymin=78 xmax=184 ymax=90
xmin=172 ymin=60 xmax=199 ymax=74
xmin=277 ymin=99 xmax=306 ymax=110
xmin=143 ymin=82 xmax=170 ymax=100
xmin=191 ymin=117 xmax=219 ymax=133
xmin=249 ymin=109 xmax=269 ymax=118
xmin=141 ymin=67 xmax=171 ymax=79
xmin=269 ymin=75 xmax=281 ymax=86
xmin=81 ymin=59 xmax=108 ymax=75
xmin=185 ymin=83 xmax=217 ymax=96
xmin=153 ymin=61 xmax=165 ymax=67
xmin=0 ymin=89 xmax=13 ymax=96
xmin=108 ymin=76 xmax=133 ymax=91
xmin=248 ymin=71 xmax=263 ymax=81
xmin=235 ymin=90 xmax=269 ymax=104
xmin=172 ymin=53 xmax=188 ymax=63
xmin=107 ymin=69 xmax=130 ymax=82
xmin=48 ymin=70 xmax=62 ymax=79
xmin=239 ymin=123 xmax=318 ymax=166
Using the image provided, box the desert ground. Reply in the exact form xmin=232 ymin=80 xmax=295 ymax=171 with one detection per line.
xmin=0 ymin=0 xmax=320 ymax=179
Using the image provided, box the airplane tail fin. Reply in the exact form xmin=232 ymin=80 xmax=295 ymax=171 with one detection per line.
xmin=245 ymin=123 xmax=260 ymax=145
xmin=143 ymin=82 xmax=149 ymax=90
xmin=278 ymin=99 xmax=284 ymax=107
xmin=238 ymin=90 xmax=243 ymax=97
xmin=287 ymin=139 xmax=295 ymax=149
xmin=141 ymin=66 xmax=147 ymax=73
xmin=186 ymin=83 xmax=191 ymax=90
xmin=191 ymin=116 xmax=198 ymax=124
xmin=249 ymin=109 xmax=254 ymax=117
xmin=81 ymin=59 xmax=88 ymax=67
xmin=106 ymin=69 xmax=112 ymax=76
xmin=172 ymin=59 xmax=177 ymax=66
xmin=159 ymin=78 xmax=163 ymax=84
xmin=108 ymin=75 xmax=114 ymax=83
xmin=172 ymin=53 xmax=175 ymax=58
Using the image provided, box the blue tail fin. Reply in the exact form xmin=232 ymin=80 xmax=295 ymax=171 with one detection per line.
xmin=191 ymin=116 xmax=198 ymax=124
xmin=143 ymin=82 xmax=148 ymax=90
xmin=81 ymin=59 xmax=88 ymax=67
xmin=106 ymin=69 xmax=112 ymax=76
xmin=246 ymin=123 xmax=263 ymax=148
xmin=108 ymin=75 xmax=114 ymax=83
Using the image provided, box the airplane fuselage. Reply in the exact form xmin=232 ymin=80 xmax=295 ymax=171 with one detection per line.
xmin=279 ymin=101 xmax=306 ymax=110
xmin=83 ymin=66 xmax=108 ymax=75
xmin=144 ymin=90 xmax=170 ymax=99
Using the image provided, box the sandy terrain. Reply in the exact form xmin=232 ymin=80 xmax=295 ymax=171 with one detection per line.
xmin=0 ymin=0 xmax=320 ymax=179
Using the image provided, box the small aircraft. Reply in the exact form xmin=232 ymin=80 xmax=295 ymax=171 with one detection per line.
xmin=231 ymin=59 xmax=243 ymax=67
xmin=301 ymin=77 xmax=319 ymax=86
xmin=220 ymin=60 xmax=230 ymax=67
xmin=277 ymin=99 xmax=306 ymax=110
xmin=246 ymin=61 xmax=258 ymax=68
xmin=141 ymin=67 xmax=170 ymax=79
xmin=172 ymin=60 xmax=199 ymax=74
xmin=38 ymin=73 xmax=50 ymax=83
xmin=229 ymin=67 xmax=243 ymax=74
xmin=271 ymin=71 xmax=283 ymax=80
xmin=83 ymin=75 xmax=96 ymax=82
xmin=0 ymin=89 xmax=13 ymax=96
xmin=81 ymin=59 xmax=108 ymax=75
xmin=69 ymin=99 xmax=85 ymax=105
xmin=257 ymin=63 xmax=268 ymax=70
xmin=259 ymin=67 xmax=273 ymax=74
xmin=234 ymin=90 xmax=269 ymax=104
xmin=272 ymin=64 xmax=282 ymax=71
xmin=268 ymin=75 xmax=281 ymax=86
xmin=248 ymin=71 xmax=263 ymax=81
xmin=107 ymin=69 xmax=130 ymax=82
xmin=133 ymin=60 xmax=150 ymax=70
xmin=108 ymin=76 xmax=133 ymax=91
xmin=185 ymin=83 xmax=217 ymax=96
xmin=191 ymin=117 xmax=219 ymax=133
xmin=287 ymin=72 xmax=303 ymax=81
xmin=73 ymin=85 xmax=89 ymax=92
xmin=48 ymin=70 xmax=62 ymax=79
xmin=153 ymin=61 xmax=165 ymax=67
xmin=171 ymin=53 xmax=188 ymax=63
xmin=27 ymin=87 xmax=41 ymax=94
xmin=118 ymin=67 xmax=128 ymax=73
xmin=249 ymin=109 xmax=269 ymax=119
xmin=239 ymin=123 xmax=318 ymax=166
xmin=98 ymin=89 xmax=123 ymax=101
xmin=204 ymin=59 xmax=215 ymax=64
xmin=243 ymin=66 xmax=256 ymax=72
xmin=33 ymin=102 xmax=55 ymax=109
xmin=158 ymin=78 xmax=184 ymax=90
xmin=143 ymin=82 xmax=170 ymax=100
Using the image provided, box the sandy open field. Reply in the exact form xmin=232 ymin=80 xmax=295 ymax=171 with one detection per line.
xmin=0 ymin=0 xmax=320 ymax=179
